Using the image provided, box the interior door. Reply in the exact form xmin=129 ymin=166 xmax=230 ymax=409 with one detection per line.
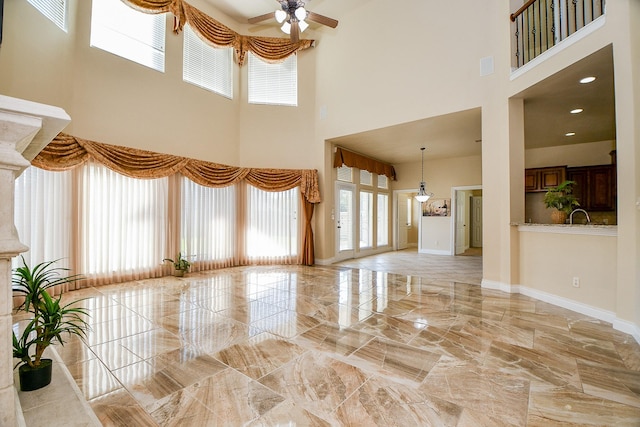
xmin=471 ymin=196 xmax=483 ymax=247
xmin=335 ymin=182 xmax=356 ymax=261
xmin=397 ymin=193 xmax=409 ymax=250
xmin=455 ymin=190 xmax=467 ymax=254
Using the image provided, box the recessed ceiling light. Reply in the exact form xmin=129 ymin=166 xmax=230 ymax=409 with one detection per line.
xmin=565 ymin=132 xmax=576 ymax=136
xmin=580 ymin=76 xmax=596 ymax=84
xmin=570 ymin=108 xmax=584 ymax=114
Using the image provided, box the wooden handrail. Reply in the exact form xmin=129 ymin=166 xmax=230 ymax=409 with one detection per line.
xmin=510 ymin=0 xmax=537 ymax=21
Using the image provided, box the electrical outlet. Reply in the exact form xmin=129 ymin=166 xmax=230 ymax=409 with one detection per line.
xmin=572 ymin=277 xmax=580 ymax=288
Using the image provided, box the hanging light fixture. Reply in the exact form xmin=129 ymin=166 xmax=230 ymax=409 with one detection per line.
xmin=415 ymin=147 xmax=433 ymax=202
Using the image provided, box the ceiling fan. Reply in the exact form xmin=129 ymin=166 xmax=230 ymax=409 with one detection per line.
xmin=248 ymin=0 xmax=338 ymax=43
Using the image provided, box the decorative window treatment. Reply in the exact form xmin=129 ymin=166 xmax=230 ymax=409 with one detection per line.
xmin=180 ymin=177 xmax=236 ymax=270
xmin=334 ymin=147 xmax=397 ymax=181
xmin=31 ymin=132 xmax=320 ymax=267
xmin=120 ymin=0 xmax=314 ymax=66
xmin=244 ymin=186 xmax=299 ymax=265
xmin=80 ymin=161 xmax=168 ymax=284
xmin=13 ymin=167 xmax=73 ymax=274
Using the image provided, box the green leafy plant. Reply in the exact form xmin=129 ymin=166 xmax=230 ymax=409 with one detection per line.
xmin=163 ymin=252 xmax=191 ymax=271
xmin=12 ymin=257 xmax=89 ymax=369
xmin=543 ymin=180 xmax=579 ymax=214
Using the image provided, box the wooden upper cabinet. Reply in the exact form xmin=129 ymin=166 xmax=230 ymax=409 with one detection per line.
xmin=524 ymin=166 xmax=566 ymax=192
xmin=566 ymin=164 xmax=616 ymax=211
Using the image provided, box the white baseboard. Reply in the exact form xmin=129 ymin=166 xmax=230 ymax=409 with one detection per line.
xmin=481 ymin=279 xmax=640 ymax=345
xmin=481 ymin=279 xmax=515 ymax=293
xmin=419 ymin=249 xmax=450 ymax=256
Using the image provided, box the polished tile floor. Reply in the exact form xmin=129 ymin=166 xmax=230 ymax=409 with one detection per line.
xmin=40 ymin=250 xmax=640 ymax=425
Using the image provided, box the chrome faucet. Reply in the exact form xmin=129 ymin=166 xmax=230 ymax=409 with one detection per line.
xmin=570 ymin=208 xmax=591 ymax=224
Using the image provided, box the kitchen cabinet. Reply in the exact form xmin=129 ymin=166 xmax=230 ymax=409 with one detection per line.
xmin=567 ymin=164 xmax=616 ymax=211
xmin=524 ymin=166 xmax=566 ymax=192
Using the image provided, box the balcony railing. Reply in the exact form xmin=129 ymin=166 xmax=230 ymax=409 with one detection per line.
xmin=511 ymin=0 xmax=605 ymax=68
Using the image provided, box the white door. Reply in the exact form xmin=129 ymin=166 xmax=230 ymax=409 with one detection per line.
xmin=471 ymin=196 xmax=483 ymax=247
xmin=455 ymin=190 xmax=467 ymax=254
xmin=397 ymin=194 xmax=409 ymax=250
xmin=335 ymin=182 xmax=356 ymax=261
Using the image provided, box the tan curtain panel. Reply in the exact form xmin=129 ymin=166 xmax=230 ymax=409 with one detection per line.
xmin=33 ymin=133 xmax=321 ymax=204
xmin=333 ymin=147 xmax=397 ymax=180
xmin=123 ymin=0 xmax=313 ymax=66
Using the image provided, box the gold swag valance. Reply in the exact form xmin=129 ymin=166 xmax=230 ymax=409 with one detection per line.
xmin=122 ymin=0 xmax=314 ymax=66
xmin=334 ymin=147 xmax=397 ymax=181
xmin=32 ymin=133 xmax=321 ymax=204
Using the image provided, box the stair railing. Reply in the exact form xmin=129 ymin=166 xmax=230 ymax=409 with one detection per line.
xmin=511 ymin=0 xmax=605 ymax=68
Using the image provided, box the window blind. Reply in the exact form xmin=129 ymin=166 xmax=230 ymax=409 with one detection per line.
xmin=27 ymin=0 xmax=67 ymax=31
xmin=248 ymin=52 xmax=297 ymax=106
xmin=183 ymin=25 xmax=233 ymax=98
xmin=90 ymin=0 xmax=165 ymax=72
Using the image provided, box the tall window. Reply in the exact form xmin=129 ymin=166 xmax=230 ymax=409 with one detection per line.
xmin=377 ymin=193 xmax=389 ymax=246
xmin=13 ymin=167 xmax=72 ymax=269
xmin=180 ymin=178 xmax=235 ymax=266
xmin=360 ymin=191 xmax=373 ymax=249
xmin=183 ymin=24 xmax=233 ymax=98
xmin=248 ymin=52 xmax=297 ymax=106
xmin=246 ymin=186 xmax=299 ymax=263
xmin=81 ymin=161 xmax=168 ymax=277
xmin=27 ymin=0 xmax=67 ymax=31
xmin=90 ymin=0 xmax=166 ymax=72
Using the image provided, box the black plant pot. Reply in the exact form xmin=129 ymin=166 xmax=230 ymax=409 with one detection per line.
xmin=18 ymin=359 xmax=53 ymax=391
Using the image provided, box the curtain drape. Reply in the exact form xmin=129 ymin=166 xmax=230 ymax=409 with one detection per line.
xmin=121 ymin=0 xmax=314 ymax=66
xmin=33 ymin=133 xmax=321 ymax=203
xmin=334 ymin=147 xmax=397 ymax=180
xmin=32 ymin=133 xmax=321 ymax=265
xmin=300 ymin=192 xmax=315 ymax=266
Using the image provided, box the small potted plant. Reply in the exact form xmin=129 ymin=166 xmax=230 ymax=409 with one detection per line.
xmin=163 ymin=252 xmax=191 ymax=277
xmin=12 ymin=257 xmax=89 ymax=391
xmin=543 ymin=180 xmax=579 ymax=224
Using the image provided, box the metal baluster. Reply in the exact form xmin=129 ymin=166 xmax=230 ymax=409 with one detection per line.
xmin=565 ymin=0 xmax=569 ymax=40
xmin=515 ymin=17 xmax=521 ymax=67
xmin=551 ymin=0 xmax=557 ymax=46
xmin=531 ymin=6 xmax=537 ymax=61
xmin=571 ymin=0 xmax=578 ymax=34
xmin=520 ymin=14 xmax=525 ymax=66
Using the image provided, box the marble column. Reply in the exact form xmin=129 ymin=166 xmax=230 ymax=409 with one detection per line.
xmin=0 ymin=96 xmax=70 ymax=427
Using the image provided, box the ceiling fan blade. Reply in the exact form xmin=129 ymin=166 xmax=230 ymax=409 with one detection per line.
xmin=248 ymin=12 xmax=275 ymax=24
xmin=290 ymin=20 xmax=300 ymax=43
xmin=306 ymin=11 xmax=338 ymax=28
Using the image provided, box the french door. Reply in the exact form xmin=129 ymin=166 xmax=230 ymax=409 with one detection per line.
xmin=335 ymin=182 xmax=355 ymax=261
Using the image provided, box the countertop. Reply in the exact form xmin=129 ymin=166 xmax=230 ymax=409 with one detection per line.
xmin=511 ymin=222 xmax=617 ymax=236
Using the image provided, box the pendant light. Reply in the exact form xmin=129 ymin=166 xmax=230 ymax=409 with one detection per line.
xmin=415 ymin=147 xmax=433 ymax=202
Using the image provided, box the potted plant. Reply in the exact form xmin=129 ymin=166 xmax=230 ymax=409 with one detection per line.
xmin=163 ymin=252 xmax=191 ymax=277
xmin=12 ymin=257 xmax=89 ymax=391
xmin=543 ymin=180 xmax=579 ymax=224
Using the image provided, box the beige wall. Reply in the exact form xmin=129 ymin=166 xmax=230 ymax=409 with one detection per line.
xmin=519 ymin=231 xmax=617 ymax=312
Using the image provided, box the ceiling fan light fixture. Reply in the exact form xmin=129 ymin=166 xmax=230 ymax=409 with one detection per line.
xmin=299 ymin=20 xmax=309 ymax=33
xmin=281 ymin=21 xmax=291 ymax=34
xmin=275 ymin=9 xmax=287 ymax=23
xmin=295 ymin=6 xmax=307 ymax=21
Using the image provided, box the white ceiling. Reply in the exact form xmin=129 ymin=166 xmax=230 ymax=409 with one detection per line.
xmin=203 ymin=1 xmax=616 ymax=166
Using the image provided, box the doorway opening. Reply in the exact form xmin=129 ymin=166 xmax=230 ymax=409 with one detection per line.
xmin=393 ymin=189 xmax=418 ymax=251
xmin=451 ymin=186 xmax=483 ymax=256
